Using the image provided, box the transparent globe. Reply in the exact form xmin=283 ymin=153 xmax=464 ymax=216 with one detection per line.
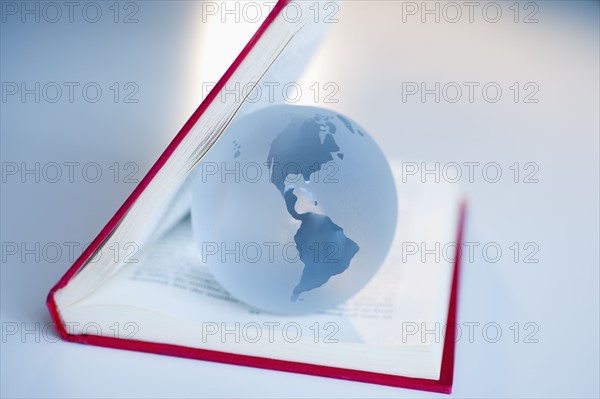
xmin=191 ymin=105 xmax=397 ymax=314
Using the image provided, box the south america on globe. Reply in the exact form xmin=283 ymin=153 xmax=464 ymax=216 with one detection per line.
xmin=191 ymin=105 xmax=397 ymax=314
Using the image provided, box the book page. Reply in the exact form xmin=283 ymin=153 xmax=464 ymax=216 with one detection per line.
xmin=75 ymin=163 xmax=461 ymax=348
xmin=54 ymin=1 xmax=320 ymax=307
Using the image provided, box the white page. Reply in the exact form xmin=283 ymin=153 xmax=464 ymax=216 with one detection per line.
xmin=73 ymin=163 xmax=461 ymax=348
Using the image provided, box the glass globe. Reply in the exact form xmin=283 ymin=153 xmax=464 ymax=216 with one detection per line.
xmin=191 ymin=105 xmax=397 ymax=314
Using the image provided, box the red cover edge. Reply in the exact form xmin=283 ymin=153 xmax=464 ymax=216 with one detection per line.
xmin=46 ymin=0 xmax=465 ymax=391
xmin=47 ymin=202 xmax=465 ymax=393
xmin=45 ymin=0 xmax=290 ymax=297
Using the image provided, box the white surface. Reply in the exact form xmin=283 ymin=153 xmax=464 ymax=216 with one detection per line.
xmin=1 ymin=1 xmax=599 ymax=397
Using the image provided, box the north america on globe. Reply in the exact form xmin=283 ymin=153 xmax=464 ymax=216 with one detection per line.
xmin=266 ymin=113 xmax=361 ymax=301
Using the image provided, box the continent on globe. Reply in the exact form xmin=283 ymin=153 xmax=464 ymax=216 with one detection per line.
xmin=284 ymin=189 xmax=359 ymax=301
xmin=267 ymin=113 xmax=360 ymax=301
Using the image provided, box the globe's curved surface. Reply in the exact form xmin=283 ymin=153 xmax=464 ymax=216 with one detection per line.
xmin=191 ymin=105 xmax=397 ymax=314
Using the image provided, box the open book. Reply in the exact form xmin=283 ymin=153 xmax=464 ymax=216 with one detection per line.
xmin=47 ymin=0 xmax=465 ymax=393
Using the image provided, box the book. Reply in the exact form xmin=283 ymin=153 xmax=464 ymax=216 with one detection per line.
xmin=47 ymin=0 xmax=466 ymax=393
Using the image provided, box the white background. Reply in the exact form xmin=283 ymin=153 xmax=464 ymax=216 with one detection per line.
xmin=1 ymin=1 xmax=599 ymax=397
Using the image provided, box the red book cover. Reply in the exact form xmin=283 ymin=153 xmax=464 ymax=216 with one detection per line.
xmin=46 ymin=0 xmax=465 ymax=393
